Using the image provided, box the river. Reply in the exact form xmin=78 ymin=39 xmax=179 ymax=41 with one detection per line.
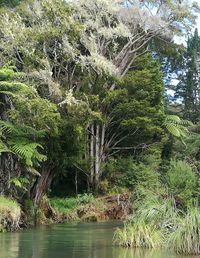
xmin=0 ymin=221 xmax=192 ymax=258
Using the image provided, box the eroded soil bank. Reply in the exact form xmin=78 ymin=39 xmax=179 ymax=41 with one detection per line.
xmin=45 ymin=193 xmax=132 ymax=223
xmin=0 ymin=193 xmax=132 ymax=232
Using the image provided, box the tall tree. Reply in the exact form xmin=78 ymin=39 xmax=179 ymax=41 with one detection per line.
xmin=0 ymin=66 xmax=60 ymax=199
xmin=70 ymin=0 xmax=198 ymax=189
xmin=0 ymin=0 xmax=198 ymax=193
xmin=177 ymin=29 xmax=200 ymax=122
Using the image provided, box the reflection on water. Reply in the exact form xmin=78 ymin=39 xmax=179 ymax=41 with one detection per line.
xmin=0 ymin=221 xmax=192 ymax=258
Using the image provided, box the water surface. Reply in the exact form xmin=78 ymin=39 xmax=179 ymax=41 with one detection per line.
xmin=0 ymin=221 xmax=192 ymax=258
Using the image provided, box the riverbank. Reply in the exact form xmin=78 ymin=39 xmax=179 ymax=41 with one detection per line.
xmin=0 ymin=193 xmax=131 ymax=232
xmin=0 ymin=220 xmax=192 ymax=258
xmin=50 ymin=193 xmax=131 ymax=223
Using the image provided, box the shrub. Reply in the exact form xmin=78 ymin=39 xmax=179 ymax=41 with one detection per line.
xmin=108 ymin=186 xmax=129 ymax=196
xmin=106 ymin=157 xmax=160 ymax=190
xmin=99 ymin=179 xmax=109 ymax=194
xmin=166 ymin=160 xmax=197 ymax=205
xmin=77 ymin=193 xmax=95 ymax=205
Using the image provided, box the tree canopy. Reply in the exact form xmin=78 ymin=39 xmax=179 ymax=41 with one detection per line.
xmin=0 ymin=0 xmax=199 ymax=217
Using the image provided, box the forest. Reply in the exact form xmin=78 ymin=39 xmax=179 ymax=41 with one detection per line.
xmin=1 ymin=0 xmax=200 ymax=256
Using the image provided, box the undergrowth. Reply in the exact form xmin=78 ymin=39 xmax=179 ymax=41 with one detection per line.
xmin=50 ymin=193 xmax=98 ymax=221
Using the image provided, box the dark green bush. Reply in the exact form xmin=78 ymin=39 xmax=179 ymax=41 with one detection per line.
xmin=166 ymin=160 xmax=197 ymax=205
xmin=106 ymin=157 xmax=160 ymax=190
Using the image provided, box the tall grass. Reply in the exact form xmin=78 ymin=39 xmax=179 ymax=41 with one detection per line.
xmin=114 ymin=220 xmax=163 ymax=248
xmin=50 ymin=193 xmax=97 ymax=221
xmin=115 ymin=192 xmax=200 ymax=255
xmin=133 ymin=196 xmax=181 ymax=232
xmin=0 ymin=196 xmax=21 ymax=232
xmin=168 ymin=206 xmax=200 ymax=255
xmin=50 ymin=197 xmax=78 ymax=214
xmin=114 ymin=194 xmax=179 ymax=249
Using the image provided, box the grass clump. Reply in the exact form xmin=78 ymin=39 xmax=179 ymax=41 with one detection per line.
xmin=0 ymin=196 xmax=21 ymax=232
xmin=50 ymin=197 xmax=78 ymax=214
xmin=114 ymin=158 xmax=200 ymax=255
xmin=50 ymin=197 xmax=79 ymax=221
xmin=114 ymin=220 xmax=163 ymax=248
xmin=114 ymin=193 xmax=176 ymax=249
xmin=115 ymin=191 xmax=200 ymax=255
xmin=168 ymin=206 xmax=200 ymax=255
xmin=50 ymin=193 xmax=97 ymax=221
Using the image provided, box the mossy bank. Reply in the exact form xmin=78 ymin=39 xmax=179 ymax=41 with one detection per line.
xmin=0 ymin=196 xmax=21 ymax=232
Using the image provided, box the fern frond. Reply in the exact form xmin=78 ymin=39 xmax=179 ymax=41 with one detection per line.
xmin=164 ymin=115 xmax=192 ymax=141
xmin=9 ymin=139 xmax=45 ymax=166
xmin=26 ymin=167 xmax=41 ymax=176
xmin=0 ymin=121 xmax=45 ymax=138
xmin=10 ymin=177 xmax=29 ymax=191
xmin=0 ymin=142 xmax=12 ymax=154
xmin=165 ymin=115 xmax=192 ymax=126
xmin=165 ymin=124 xmax=181 ymax=138
xmin=0 ymin=66 xmax=47 ymax=168
xmin=165 ymin=115 xmax=181 ymax=123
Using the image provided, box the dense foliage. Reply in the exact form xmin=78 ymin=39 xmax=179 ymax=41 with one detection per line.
xmin=0 ymin=0 xmax=200 ymax=255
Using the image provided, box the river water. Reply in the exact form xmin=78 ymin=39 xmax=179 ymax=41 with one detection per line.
xmin=0 ymin=221 xmax=192 ymax=258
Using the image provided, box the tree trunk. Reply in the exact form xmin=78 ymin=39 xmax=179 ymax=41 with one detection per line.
xmin=31 ymin=163 xmax=54 ymax=225
xmin=0 ymin=153 xmax=21 ymax=197
xmin=90 ymin=123 xmax=94 ymax=186
xmin=89 ymin=123 xmax=106 ymax=191
xmin=94 ymin=124 xmax=100 ymax=189
xmin=32 ymin=163 xmax=53 ymax=207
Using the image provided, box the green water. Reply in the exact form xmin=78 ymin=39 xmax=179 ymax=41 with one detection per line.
xmin=0 ymin=221 xmax=192 ymax=258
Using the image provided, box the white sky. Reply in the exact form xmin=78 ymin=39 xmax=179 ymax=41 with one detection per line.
xmin=196 ymin=15 xmax=200 ymax=31
xmin=173 ymin=2 xmax=200 ymax=45
xmin=174 ymin=21 xmax=200 ymax=45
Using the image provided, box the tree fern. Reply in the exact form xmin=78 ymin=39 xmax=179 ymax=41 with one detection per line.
xmin=0 ymin=121 xmax=45 ymax=138
xmin=0 ymin=66 xmax=57 ymax=168
xmin=164 ymin=115 xmax=192 ymax=142
xmin=0 ymin=141 xmax=12 ymax=154
xmin=9 ymin=139 xmax=46 ymax=166
xmin=0 ymin=121 xmax=46 ymax=167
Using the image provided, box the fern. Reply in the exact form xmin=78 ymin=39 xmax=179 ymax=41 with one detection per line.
xmin=0 ymin=122 xmax=46 ymax=167
xmin=0 ymin=121 xmax=45 ymax=138
xmin=26 ymin=167 xmax=41 ymax=176
xmin=0 ymin=66 xmax=47 ymax=167
xmin=164 ymin=115 xmax=192 ymax=142
xmin=0 ymin=141 xmax=12 ymax=154
xmin=10 ymin=177 xmax=30 ymax=191
xmin=9 ymin=140 xmax=45 ymax=166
